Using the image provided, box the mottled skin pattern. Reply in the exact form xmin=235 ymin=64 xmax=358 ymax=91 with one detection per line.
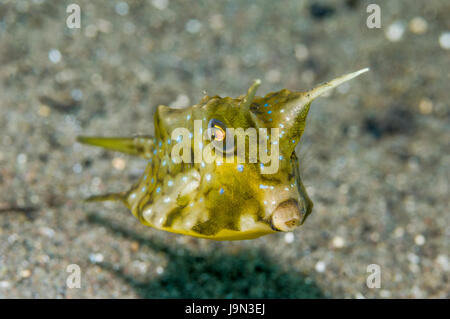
xmin=78 ymin=69 xmax=369 ymax=240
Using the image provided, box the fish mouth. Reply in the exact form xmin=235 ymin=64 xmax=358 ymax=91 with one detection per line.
xmin=270 ymin=199 xmax=304 ymax=232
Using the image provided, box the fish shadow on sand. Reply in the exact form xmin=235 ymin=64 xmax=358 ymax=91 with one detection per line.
xmin=87 ymin=213 xmax=325 ymax=298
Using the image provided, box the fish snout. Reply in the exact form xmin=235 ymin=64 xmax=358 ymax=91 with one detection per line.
xmin=271 ymin=199 xmax=303 ymax=232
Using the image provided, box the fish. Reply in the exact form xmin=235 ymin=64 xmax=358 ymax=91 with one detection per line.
xmin=78 ymin=68 xmax=369 ymax=240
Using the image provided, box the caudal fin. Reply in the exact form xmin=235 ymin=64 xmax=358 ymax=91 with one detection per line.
xmin=84 ymin=192 xmax=131 ymax=208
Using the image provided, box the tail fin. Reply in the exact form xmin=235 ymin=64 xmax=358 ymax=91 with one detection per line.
xmin=84 ymin=192 xmax=130 ymax=208
xmin=77 ymin=136 xmax=155 ymax=158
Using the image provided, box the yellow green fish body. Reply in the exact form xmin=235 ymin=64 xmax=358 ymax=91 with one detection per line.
xmin=78 ymin=68 xmax=369 ymax=240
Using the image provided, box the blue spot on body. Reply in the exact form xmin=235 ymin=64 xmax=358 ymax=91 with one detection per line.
xmin=279 ymin=155 xmax=283 ymax=160
xmin=167 ymin=139 xmax=171 ymax=145
xmin=151 ymin=178 xmax=154 ymax=183
xmin=292 ymin=140 xmax=296 ymax=144
xmin=219 ymin=188 xmax=224 ymax=195
xmin=156 ymin=187 xmax=161 ymax=193
xmin=268 ymin=110 xmax=272 ymax=114
xmin=264 ymin=103 xmax=269 ymax=107
xmin=269 ymin=118 xmax=272 ymax=122
xmin=159 ymin=141 xmax=162 ymax=147
xmin=237 ymin=164 xmax=244 ymax=172
xmin=153 ymin=149 xmax=157 ymax=155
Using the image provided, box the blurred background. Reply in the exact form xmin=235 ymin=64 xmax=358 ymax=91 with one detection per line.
xmin=0 ymin=0 xmax=448 ymax=298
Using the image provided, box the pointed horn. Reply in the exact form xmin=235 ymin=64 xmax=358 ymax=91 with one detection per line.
xmin=241 ymin=79 xmax=261 ymax=112
xmin=281 ymin=68 xmax=369 ymax=148
xmin=302 ymin=67 xmax=369 ymax=103
xmin=286 ymin=68 xmax=370 ymax=123
xmin=77 ymin=135 xmax=155 ymax=159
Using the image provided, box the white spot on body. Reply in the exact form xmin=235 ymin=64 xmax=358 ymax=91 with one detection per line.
xmin=239 ymin=214 xmax=257 ymax=231
xmin=143 ymin=207 xmax=153 ymax=221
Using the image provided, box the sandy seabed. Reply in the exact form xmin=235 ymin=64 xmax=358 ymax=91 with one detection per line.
xmin=0 ymin=0 xmax=448 ymax=298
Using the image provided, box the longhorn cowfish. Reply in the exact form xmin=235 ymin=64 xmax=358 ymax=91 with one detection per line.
xmin=78 ymin=68 xmax=369 ymax=240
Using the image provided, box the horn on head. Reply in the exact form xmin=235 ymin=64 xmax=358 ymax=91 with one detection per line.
xmin=241 ymin=79 xmax=261 ymax=113
xmin=283 ymin=68 xmax=370 ymax=144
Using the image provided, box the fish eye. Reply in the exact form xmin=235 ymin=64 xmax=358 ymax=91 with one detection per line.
xmin=212 ymin=125 xmax=226 ymax=142
xmin=208 ymin=119 xmax=235 ymax=154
